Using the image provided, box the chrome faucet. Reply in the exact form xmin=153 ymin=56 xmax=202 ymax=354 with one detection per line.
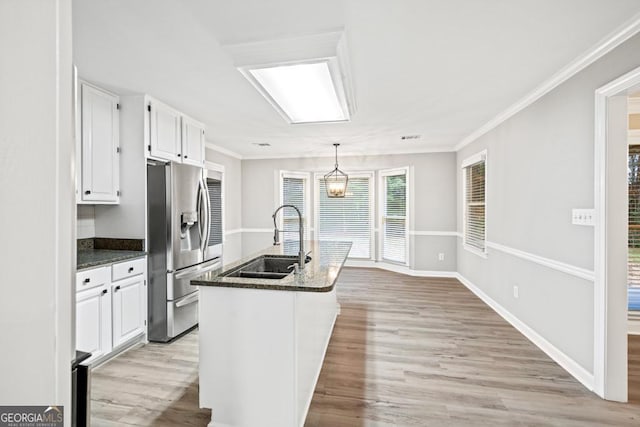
xmin=272 ymin=204 xmax=305 ymax=271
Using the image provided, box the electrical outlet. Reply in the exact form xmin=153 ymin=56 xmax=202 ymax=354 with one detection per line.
xmin=513 ymin=286 xmax=519 ymax=299
xmin=438 ymin=253 xmax=445 ymax=261
xmin=572 ymin=208 xmax=595 ymax=226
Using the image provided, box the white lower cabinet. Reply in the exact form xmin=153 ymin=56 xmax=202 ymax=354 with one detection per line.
xmin=76 ymin=285 xmax=112 ymax=362
xmin=76 ymin=257 xmax=147 ymax=364
xmin=112 ymin=275 xmax=145 ymax=347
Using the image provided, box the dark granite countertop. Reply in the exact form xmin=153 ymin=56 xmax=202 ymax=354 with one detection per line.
xmin=77 ymin=249 xmax=146 ymax=271
xmin=191 ymin=240 xmax=352 ymax=292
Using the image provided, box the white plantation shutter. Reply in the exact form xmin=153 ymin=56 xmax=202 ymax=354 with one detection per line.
xmin=382 ymin=172 xmax=407 ymax=263
xmin=318 ymin=175 xmax=372 ymax=258
xmin=282 ymin=176 xmax=306 ymax=243
xmin=464 ymin=157 xmax=486 ymax=252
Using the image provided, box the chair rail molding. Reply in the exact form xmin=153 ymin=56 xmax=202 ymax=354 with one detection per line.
xmin=485 ymin=241 xmax=595 ymax=282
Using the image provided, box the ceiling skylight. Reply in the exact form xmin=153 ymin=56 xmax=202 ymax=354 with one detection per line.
xmin=224 ymin=31 xmax=356 ymax=125
xmin=248 ymin=61 xmax=348 ymax=124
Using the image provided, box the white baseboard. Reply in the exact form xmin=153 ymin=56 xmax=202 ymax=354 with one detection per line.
xmin=455 ymin=273 xmax=595 ymax=392
xmin=345 ymin=259 xmax=456 ymax=278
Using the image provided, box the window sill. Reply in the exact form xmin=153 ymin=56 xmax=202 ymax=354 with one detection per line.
xmin=463 ymin=243 xmax=488 ymax=259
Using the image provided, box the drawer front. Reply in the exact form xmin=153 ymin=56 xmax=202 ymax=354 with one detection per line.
xmin=76 ymin=266 xmax=110 ymax=292
xmin=112 ymin=257 xmax=146 ymax=282
xmin=167 ymin=291 xmax=198 ymax=339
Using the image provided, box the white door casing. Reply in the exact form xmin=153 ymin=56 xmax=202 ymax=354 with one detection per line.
xmin=594 ymin=65 xmax=640 ymax=401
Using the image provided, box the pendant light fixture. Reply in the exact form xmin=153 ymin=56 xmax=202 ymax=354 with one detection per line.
xmin=324 ymin=143 xmax=348 ymax=198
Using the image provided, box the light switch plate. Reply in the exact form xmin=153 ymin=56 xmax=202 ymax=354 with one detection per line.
xmin=572 ymin=208 xmax=595 ymax=226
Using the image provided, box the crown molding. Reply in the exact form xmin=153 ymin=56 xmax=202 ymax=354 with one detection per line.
xmin=454 ymin=11 xmax=640 ymax=152
xmin=240 ymin=145 xmax=454 ymax=160
xmin=205 ymin=142 xmax=243 ymax=160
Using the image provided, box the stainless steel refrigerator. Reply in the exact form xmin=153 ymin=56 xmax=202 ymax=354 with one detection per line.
xmin=147 ymin=161 xmax=223 ymax=342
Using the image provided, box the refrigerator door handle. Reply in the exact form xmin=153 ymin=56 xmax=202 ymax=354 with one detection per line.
xmin=203 ymin=175 xmax=212 ymax=250
xmin=174 ymin=258 xmax=221 ymax=280
xmin=175 ymin=291 xmax=199 ymax=308
xmin=197 ymin=178 xmax=206 ymax=252
xmin=199 ymin=176 xmax=211 ymax=254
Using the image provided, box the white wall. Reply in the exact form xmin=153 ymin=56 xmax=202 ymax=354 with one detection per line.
xmin=240 ymin=152 xmax=457 ymax=272
xmin=0 ymin=0 xmax=74 ymax=423
xmin=95 ymin=95 xmax=147 ymax=240
xmin=77 ymin=205 xmax=96 ymax=239
xmin=206 ymin=147 xmax=242 ymax=265
xmin=456 ymin=33 xmax=640 ymax=380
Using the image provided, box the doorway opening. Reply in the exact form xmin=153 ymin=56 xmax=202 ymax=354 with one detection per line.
xmin=628 ymin=94 xmax=640 ymax=403
xmin=594 ymin=66 xmax=640 ymax=402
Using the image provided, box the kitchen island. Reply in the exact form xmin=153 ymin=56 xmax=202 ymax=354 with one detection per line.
xmin=192 ymin=240 xmax=351 ymax=427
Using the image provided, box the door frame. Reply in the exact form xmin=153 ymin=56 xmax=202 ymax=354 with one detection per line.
xmin=594 ymin=65 xmax=640 ymax=400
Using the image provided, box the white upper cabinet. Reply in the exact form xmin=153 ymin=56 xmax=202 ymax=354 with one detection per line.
xmin=181 ymin=116 xmax=206 ymax=167
xmin=146 ymin=97 xmax=206 ymax=165
xmin=149 ymin=99 xmax=183 ymax=163
xmin=78 ymin=82 xmax=120 ymax=204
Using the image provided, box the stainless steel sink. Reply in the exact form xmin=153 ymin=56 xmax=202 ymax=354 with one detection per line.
xmin=221 ymin=254 xmax=312 ymax=280
xmin=231 ymin=271 xmax=291 ymax=280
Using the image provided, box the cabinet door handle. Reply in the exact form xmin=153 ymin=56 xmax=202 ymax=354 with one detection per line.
xmin=114 ymin=285 xmax=121 ymax=292
xmin=177 ymin=154 xmax=181 ymax=157
xmin=102 ymin=289 xmax=107 ymax=295
xmin=128 ymin=267 xmax=134 ymax=273
xmin=84 ymin=190 xmax=91 ymax=195
xmin=184 ymin=155 xmax=188 ymax=159
xmin=83 ymin=278 xmax=90 ymax=283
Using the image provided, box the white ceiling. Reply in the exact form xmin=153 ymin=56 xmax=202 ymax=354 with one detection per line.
xmin=73 ymin=0 xmax=640 ymax=159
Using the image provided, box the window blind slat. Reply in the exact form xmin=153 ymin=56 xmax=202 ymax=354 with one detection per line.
xmin=318 ymin=177 xmax=371 ymax=258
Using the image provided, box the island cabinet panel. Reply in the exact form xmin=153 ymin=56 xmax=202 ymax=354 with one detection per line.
xmin=198 ymin=286 xmax=338 ymax=427
xmin=295 ymin=288 xmax=338 ymax=426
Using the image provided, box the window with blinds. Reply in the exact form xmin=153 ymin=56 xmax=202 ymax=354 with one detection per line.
xmin=381 ymin=171 xmax=407 ymax=263
xmin=207 ymin=178 xmax=223 ymax=246
xmin=281 ymin=175 xmax=307 ymax=243
xmin=463 ymin=156 xmax=486 ymax=253
xmin=317 ymin=175 xmax=372 ymax=258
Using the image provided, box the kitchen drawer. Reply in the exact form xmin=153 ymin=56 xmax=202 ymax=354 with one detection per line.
xmin=112 ymin=257 xmax=146 ymax=282
xmin=77 ymin=266 xmax=110 ymax=292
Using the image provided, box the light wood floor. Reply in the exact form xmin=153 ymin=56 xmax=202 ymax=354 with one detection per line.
xmin=91 ymin=268 xmax=640 ymax=426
